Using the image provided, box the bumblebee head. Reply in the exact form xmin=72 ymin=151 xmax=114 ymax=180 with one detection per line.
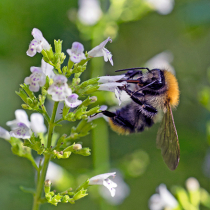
xmin=141 ymin=68 xmax=165 ymax=90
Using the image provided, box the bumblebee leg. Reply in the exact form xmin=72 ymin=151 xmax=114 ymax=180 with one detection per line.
xmin=123 ymin=86 xmax=158 ymax=117
xmin=102 ymin=110 xmax=135 ymax=132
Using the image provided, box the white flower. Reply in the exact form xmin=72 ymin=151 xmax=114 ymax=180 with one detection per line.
xmin=6 ymin=109 xmax=30 ymax=129
xmin=48 ymin=75 xmax=72 ymax=101
xmin=99 ymin=170 xmax=130 ymax=205
xmin=146 ymin=0 xmax=174 ymax=15
xmin=88 ymin=37 xmax=113 ymax=66
xmin=66 ymin=42 xmax=86 ymax=63
xmin=98 ymin=75 xmax=126 ymax=106
xmin=149 ymin=184 xmax=178 ymax=210
xmin=78 ymin=0 xmax=102 ymax=25
xmin=98 ymin=75 xmax=125 ymax=83
xmin=30 ymin=113 xmax=47 ymax=134
xmin=24 ymin=67 xmax=46 ymax=92
xmin=6 ymin=109 xmax=46 ymax=134
xmin=0 ymin=127 xmax=10 ymax=140
xmin=26 ymin=28 xmax=50 ymax=57
xmin=89 ymin=172 xmax=117 ymax=197
xmin=41 ymin=59 xmax=55 ymax=79
xmin=65 ymin=93 xmax=82 ymax=108
xmin=10 ymin=123 xmax=31 ymax=139
xmin=145 ymin=51 xmax=175 ymax=74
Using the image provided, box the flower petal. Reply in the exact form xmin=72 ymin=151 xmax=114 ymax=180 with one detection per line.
xmin=30 ymin=113 xmax=47 ymax=134
xmin=0 ymin=127 xmax=10 ymax=140
xmin=98 ymin=75 xmax=125 ymax=83
xmin=10 ymin=123 xmax=31 ymax=139
xmin=103 ymin=179 xmax=117 ymax=197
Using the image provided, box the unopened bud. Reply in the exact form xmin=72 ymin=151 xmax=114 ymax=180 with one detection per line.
xmin=44 ymin=179 xmax=52 ymax=194
xmin=186 ymin=177 xmax=200 ymax=191
xmin=73 ymin=144 xmax=82 ymax=150
xmin=90 ymin=96 xmax=97 ymax=103
xmin=45 ymin=179 xmax=51 ymax=187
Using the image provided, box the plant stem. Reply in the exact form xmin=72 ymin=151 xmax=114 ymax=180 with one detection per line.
xmin=32 ymin=102 xmax=59 ymax=210
xmin=90 ymin=38 xmax=110 ymax=172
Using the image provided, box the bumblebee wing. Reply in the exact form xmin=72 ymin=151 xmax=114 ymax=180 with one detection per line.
xmin=156 ymin=104 xmax=180 ymax=170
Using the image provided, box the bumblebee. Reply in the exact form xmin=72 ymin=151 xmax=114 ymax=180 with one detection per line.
xmin=102 ymin=67 xmax=180 ymax=170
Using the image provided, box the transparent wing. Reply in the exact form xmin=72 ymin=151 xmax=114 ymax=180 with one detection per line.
xmin=156 ymin=104 xmax=180 ymax=170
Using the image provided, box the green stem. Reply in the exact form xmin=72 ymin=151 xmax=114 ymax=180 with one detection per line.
xmin=32 ymin=102 xmax=59 ymax=210
xmin=47 ymin=102 xmax=59 ymax=148
xmin=90 ymin=39 xmax=110 ymax=172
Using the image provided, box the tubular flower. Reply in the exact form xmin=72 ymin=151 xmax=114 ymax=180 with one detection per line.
xmin=98 ymin=75 xmax=126 ymax=106
xmin=66 ymin=42 xmax=86 ymax=63
xmin=26 ymin=28 xmax=50 ymax=57
xmin=6 ymin=109 xmax=30 ymax=130
xmin=47 ymin=75 xmax=72 ymax=101
xmin=88 ymin=37 xmax=113 ymax=65
xmin=10 ymin=123 xmax=31 ymax=139
xmin=89 ymin=172 xmax=117 ymax=197
xmin=65 ymin=93 xmax=82 ymax=108
xmin=24 ymin=67 xmax=46 ymax=92
xmin=6 ymin=109 xmax=46 ymax=134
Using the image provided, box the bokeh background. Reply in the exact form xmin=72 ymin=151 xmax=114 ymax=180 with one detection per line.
xmin=1 ymin=0 xmax=210 ymax=209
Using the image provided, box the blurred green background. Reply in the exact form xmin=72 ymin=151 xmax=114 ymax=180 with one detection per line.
xmin=1 ymin=0 xmax=210 ymax=209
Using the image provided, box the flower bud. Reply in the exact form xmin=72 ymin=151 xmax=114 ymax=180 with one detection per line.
xmin=82 ymin=85 xmax=99 ymax=95
xmin=73 ymin=144 xmax=82 ymax=150
xmin=44 ymin=179 xmax=52 ymax=193
xmin=16 ymin=89 xmax=28 ymax=104
xmin=85 ymin=106 xmax=100 ymax=116
xmin=54 ymin=40 xmax=62 ymax=54
xmin=77 ymin=96 xmax=97 ymax=109
xmin=73 ymin=188 xmax=88 ymax=201
xmin=186 ymin=177 xmax=200 ymax=191
xmin=79 ymin=78 xmax=99 ymax=88
xmin=44 ymin=46 xmax=54 ymax=61
xmin=77 ymin=148 xmax=91 ymax=156
xmin=21 ymin=84 xmax=35 ymax=99
xmin=74 ymin=106 xmax=87 ymax=120
xmin=62 ymin=195 xmax=70 ymax=203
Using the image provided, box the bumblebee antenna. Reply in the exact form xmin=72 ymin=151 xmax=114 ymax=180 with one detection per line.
xmin=115 ymin=67 xmax=151 ymax=72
